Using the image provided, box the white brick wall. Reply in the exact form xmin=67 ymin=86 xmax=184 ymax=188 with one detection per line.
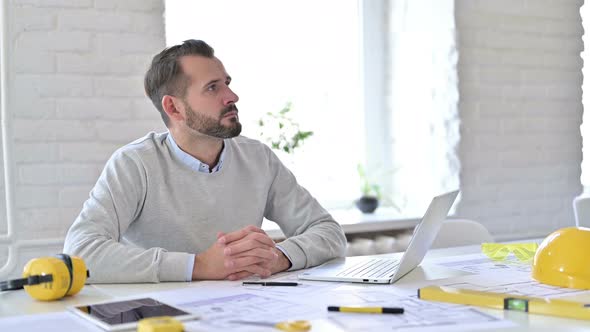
xmin=1 ymin=0 xmax=166 ymax=278
xmin=455 ymin=0 xmax=584 ymax=239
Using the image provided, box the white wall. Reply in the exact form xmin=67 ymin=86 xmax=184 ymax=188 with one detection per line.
xmin=455 ymin=0 xmax=584 ymax=239
xmin=1 ymin=0 xmax=166 ymax=278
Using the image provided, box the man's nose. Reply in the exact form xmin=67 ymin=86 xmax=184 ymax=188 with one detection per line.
xmin=223 ymin=87 xmax=239 ymax=105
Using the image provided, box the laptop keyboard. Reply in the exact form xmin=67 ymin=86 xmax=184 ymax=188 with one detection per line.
xmin=336 ymin=258 xmax=400 ymax=279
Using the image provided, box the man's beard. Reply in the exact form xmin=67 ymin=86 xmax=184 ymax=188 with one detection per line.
xmin=185 ymin=103 xmax=242 ymax=139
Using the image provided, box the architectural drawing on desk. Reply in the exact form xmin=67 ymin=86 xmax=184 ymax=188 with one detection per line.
xmin=444 ymin=279 xmax=590 ymax=299
xmin=431 ymin=254 xmax=590 ymax=298
xmin=328 ymin=289 xmax=512 ymax=331
xmin=432 ymin=253 xmax=532 ymax=275
xmin=240 ymin=271 xmax=340 ymax=296
xmin=177 ymin=289 xmax=513 ymax=331
xmin=178 ymin=293 xmax=318 ymax=329
xmin=240 ymin=282 xmax=335 ymax=296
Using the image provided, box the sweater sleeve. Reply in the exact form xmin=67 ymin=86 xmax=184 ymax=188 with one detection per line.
xmin=63 ymin=149 xmax=191 ymax=283
xmin=263 ymin=149 xmax=347 ymax=270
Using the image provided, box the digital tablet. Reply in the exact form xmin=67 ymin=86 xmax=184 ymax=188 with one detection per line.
xmin=68 ymin=297 xmax=199 ymax=331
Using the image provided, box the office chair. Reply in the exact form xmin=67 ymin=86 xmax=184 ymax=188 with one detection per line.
xmin=573 ymin=195 xmax=590 ymax=227
xmin=431 ymin=219 xmax=493 ymax=249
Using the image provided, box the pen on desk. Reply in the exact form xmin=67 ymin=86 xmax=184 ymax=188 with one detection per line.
xmin=327 ymin=306 xmax=404 ymax=314
xmin=242 ymin=282 xmax=299 ymax=286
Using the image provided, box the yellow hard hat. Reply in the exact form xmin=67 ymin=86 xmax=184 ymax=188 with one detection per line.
xmin=531 ymin=227 xmax=590 ymax=290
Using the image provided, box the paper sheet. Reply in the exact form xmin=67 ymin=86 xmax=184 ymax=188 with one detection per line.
xmin=144 ymin=278 xmax=325 ymax=331
xmin=429 ymin=254 xmax=590 ymax=299
xmin=179 ymin=293 xmax=321 ymax=330
xmin=435 ymin=274 xmax=590 ymax=299
xmin=237 ymin=270 xmax=343 ymax=296
xmin=322 ymin=287 xmax=514 ymax=332
xmin=145 ymin=276 xmax=514 ymax=332
xmin=431 ymin=253 xmax=532 ymax=277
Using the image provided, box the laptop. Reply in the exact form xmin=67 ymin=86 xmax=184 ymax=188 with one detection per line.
xmin=299 ymin=190 xmax=459 ymax=284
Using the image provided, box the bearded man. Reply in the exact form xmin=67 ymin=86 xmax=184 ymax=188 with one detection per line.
xmin=63 ymin=39 xmax=346 ymax=283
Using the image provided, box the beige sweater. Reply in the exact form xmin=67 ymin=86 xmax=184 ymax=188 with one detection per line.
xmin=64 ymin=132 xmax=346 ymax=283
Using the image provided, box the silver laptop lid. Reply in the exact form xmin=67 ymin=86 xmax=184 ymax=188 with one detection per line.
xmin=390 ymin=190 xmax=459 ymax=283
xmin=297 ymin=190 xmax=459 ymax=284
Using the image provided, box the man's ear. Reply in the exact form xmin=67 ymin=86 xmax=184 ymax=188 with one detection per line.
xmin=161 ymin=95 xmax=185 ymax=122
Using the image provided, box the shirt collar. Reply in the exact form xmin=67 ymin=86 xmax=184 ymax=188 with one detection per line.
xmin=167 ymin=132 xmax=226 ymax=173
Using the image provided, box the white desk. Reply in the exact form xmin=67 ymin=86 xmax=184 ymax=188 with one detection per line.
xmin=1 ymin=245 xmax=589 ymax=331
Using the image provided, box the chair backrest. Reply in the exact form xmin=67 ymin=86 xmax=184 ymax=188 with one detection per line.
xmin=573 ymin=195 xmax=590 ymax=227
xmin=430 ymin=219 xmax=493 ymax=249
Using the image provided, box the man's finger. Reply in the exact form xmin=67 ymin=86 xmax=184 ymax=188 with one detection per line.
xmin=223 ymin=233 xmax=276 ymax=255
xmin=218 ymin=225 xmax=267 ymax=244
xmin=225 ymin=262 xmax=271 ymax=279
xmin=239 ymin=264 xmax=272 ymax=278
xmin=229 ymin=247 xmax=278 ymax=261
xmin=226 ymin=271 xmax=254 ymax=281
xmin=225 ymin=255 xmax=268 ymax=270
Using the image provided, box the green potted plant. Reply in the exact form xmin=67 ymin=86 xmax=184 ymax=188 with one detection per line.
xmin=355 ymin=164 xmax=381 ymax=213
xmin=257 ymin=102 xmax=313 ymax=154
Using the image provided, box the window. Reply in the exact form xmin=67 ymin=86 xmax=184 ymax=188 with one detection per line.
xmin=166 ymin=0 xmax=458 ymax=216
xmin=387 ymin=0 xmax=459 ymax=215
xmin=166 ymin=0 xmax=369 ymax=209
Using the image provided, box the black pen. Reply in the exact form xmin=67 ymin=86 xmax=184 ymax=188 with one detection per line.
xmin=242 ymin=282 xmax=299 ymax=286
xmin=328 ymin=306 xmax=404 ymax=314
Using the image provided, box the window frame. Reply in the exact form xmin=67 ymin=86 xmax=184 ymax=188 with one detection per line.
xmin=360 ymin=0 xmax=392 ymax=197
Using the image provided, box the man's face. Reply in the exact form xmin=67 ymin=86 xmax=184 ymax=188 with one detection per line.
xmin=184 ymin=101 xmax=241 ymax=138
xmin=178 ymin=55 xmax=241 ymax=138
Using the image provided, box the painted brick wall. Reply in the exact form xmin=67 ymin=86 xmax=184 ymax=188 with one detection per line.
xmin=1 ymin=0 xmax=166 ymax=277
xmin=455 ymin=0 xmax=584 ymax=239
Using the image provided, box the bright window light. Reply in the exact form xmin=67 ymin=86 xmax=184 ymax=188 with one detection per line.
xmin=165 ymin=0 xmax=365 ymax=209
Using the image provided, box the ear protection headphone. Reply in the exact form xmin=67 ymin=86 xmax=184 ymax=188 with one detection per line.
xmin=0 ymin=254 xmax=89 ymax=301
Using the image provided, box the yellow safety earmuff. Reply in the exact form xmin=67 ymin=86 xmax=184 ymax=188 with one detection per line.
xmin=0 ymin=254 xmax=89 ymax=301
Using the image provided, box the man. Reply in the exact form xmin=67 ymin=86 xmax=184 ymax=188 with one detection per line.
xmin=63 ymin=39 xmax=347 ymax=283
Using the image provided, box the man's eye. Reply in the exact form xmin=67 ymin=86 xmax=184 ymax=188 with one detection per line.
xmin=207 ymin=85 xmax=216 ymax=91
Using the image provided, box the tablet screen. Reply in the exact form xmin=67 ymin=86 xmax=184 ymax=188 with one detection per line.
xmin=72 ymin=297 xmax=191 ymax=326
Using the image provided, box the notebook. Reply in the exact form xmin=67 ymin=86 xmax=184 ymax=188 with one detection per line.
xmin=298 ymin=190 xmax=459 ymax=284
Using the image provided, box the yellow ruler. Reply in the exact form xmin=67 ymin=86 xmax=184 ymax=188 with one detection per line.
xmin=418 ymin=286 xmax=590 ymax=321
